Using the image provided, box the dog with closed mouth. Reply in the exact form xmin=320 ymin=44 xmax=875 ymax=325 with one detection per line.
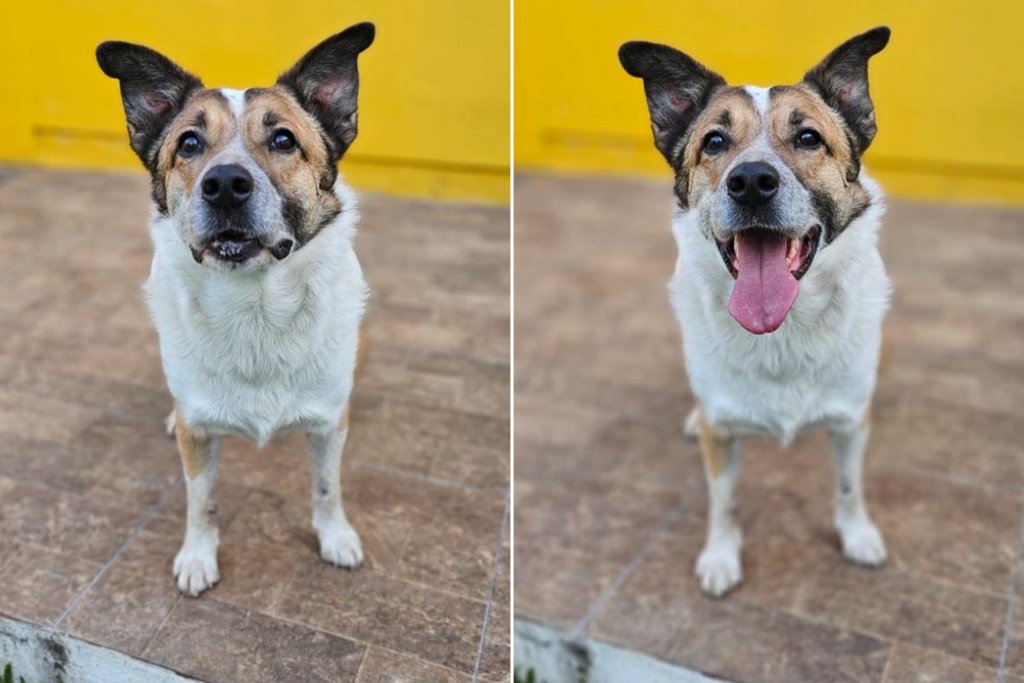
xmin=619 ymin=27 xmax=892 ymax=597
xmin=97 ymin=23 xmax=374 ymax=596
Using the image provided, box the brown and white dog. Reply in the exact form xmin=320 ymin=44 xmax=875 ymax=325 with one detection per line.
xmin=97 ymin=23 xmax=374 ymax=596
xmin=620 ymin=28 xmax=892 ymax=597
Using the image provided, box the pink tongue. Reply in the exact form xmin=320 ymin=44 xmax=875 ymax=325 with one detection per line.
xmin=727 ymin=230 xmax=800 ymax=334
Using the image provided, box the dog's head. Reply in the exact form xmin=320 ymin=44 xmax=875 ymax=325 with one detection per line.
xmin=620 ymin=27 xmax=889 ymax=334
xmin=97 ymin=23 xmax=374 ymax=271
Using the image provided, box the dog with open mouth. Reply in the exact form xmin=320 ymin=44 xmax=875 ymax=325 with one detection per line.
xmin=620 ymin=27 xmax=892 ymax=597
xmin=97 ymin=23 xmax=374 ymax=596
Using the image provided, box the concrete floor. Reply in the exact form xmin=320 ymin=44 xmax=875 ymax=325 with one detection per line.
xmin=514 ymin=174 xmax=1024 ymax=683
xmin=0 ymin=166 xmax=510 ymax=683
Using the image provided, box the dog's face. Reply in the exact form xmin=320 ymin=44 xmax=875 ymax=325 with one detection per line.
xmin=620 ymin=27 xmax=889 ymax=334
xmin=97 ymin=23 xmax=374 ymax=271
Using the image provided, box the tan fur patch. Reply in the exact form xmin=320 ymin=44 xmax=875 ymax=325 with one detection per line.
xmin=683 ymin=88 xmax=762 ymax=204
xmin=243 ymin=87 xmax=342 ymax=241
xmin=175 ymin=409 xmax=213 ymax=479
xmin=339 ymin=402 xmax=350 ymax=432
xmin=158 ymin=91 xmax=238 ymax=213
xmin=766 ymin=84 xmax=870 ymax=223
xmin=697 ymin=410 xmax=733 ymax=478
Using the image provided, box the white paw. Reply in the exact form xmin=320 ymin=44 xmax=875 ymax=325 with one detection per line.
xmin=696 ymin=544 xmax=743 ymax=597
xmin=165 ymin=410 xmax=177 ymax=439
xmin=318 ymin=521 xmax=364 ymax=569
xmin=174 ymin=542 xmax=220 ymax=597
xmin=838 ymin=519 xmax=887 ymax=567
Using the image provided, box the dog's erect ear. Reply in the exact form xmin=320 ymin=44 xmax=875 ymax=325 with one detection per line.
xmin=277 ymin=22 xmax=375 ymax=159
xmin=96 ymin=42 xmax=203 ymax=168
xmin=619 ymin=41 xmax=726 ymax=165
xmin=804 ymin=27 xmax=890 ymax=155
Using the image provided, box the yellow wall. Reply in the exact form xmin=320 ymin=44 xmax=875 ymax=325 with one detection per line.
xmin=0 ymin=1 xmax=510 ymax=204
xmin=515 ymin=0 xmax=1024 ymax=206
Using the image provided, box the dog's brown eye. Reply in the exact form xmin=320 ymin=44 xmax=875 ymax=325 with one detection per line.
xmin=271 ymin=130 xmax=296 ymax=152
xmin=796 ymin=129 xmax=822 ymax=149
xmin=703 ymin=132 xmax=728 ymax=155
xmin=178 ymin=133 xmax=203 ymax=157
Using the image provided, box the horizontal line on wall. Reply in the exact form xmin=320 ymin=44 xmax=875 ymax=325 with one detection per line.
xmin=31 ymin=125 xmax=510 ymax=177
xmin=539 ymin=127 xmax=1024 ymax=183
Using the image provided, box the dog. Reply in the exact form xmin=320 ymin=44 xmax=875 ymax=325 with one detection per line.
xmin=96 ymin=22 xmax=375 ymax=596
xmin=619 ymin=27 xmax=892 ymax=597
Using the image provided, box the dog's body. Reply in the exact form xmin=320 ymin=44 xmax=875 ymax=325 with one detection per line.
xmin=671 ymin=161 xmax=889 ymax=446
xmin=98 ymin=25 xmax=375 ymax=596
xmin=148 ymin=172 xmax=366 ymax=447
xmin=621 ymin=29 xmax=892 ymax=597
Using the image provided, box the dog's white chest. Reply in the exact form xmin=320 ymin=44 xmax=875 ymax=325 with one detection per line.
xmin=669 ymin=175 xmax=891 ymax=444
xmin=145 ymin=204 xmax=367 ymax=445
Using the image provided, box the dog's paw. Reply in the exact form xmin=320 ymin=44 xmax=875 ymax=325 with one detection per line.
xmin=696 ymin=545 xmax=743 ymax=598
xmin=318 ymin=522 xmax=364 ymax=569
xmin=165 ymin=410 xmax=177 ymax=439
xmin=174 ymin=543 xmax=220 ymax=597
xmin=838 ymin=519 xmax=887 ymax=567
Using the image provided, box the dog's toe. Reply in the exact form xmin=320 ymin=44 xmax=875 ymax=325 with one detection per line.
xmin=174 ymin=547 xmax=219 ymax=597
xmin=841 ymin=522 xmax=887 ymax=567
xmin=696 ymin=549 xmax=742 ymax=598
xmin=165 ymin=410 xmax=177 ymax=439
xmin=319 ymin=523 xmax=364 ymax=569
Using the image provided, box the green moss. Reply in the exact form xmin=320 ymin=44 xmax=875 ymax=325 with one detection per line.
xmin=3 ymin=663 xmax=63 ymax=683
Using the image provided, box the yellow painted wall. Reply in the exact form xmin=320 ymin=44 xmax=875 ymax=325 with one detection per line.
xmin=0 ymin=1 xmax=510 ymax=204
xmin=515 ymin=0 xmax=1024 ymax=206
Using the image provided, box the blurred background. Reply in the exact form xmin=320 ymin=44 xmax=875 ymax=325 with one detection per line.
xmin=0 ymin=0 xmax=510 ymax=203
xmin=515 ymin=0 xmax=1024 ymax=206
xmin=513 ymin=2 xmax=1024 ymax=682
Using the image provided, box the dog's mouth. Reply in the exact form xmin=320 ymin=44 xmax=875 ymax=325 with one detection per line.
xmin=715 ymin=226 xmax=820 ymax=335
xmin=193 ymin=231 xmax=295 ymax=266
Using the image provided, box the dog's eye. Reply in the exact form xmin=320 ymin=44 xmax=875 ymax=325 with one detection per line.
xmin=271 ymin=130 xmax=297 ymax=152
xmin=796 ymin=129 xmax=822 ymax=149
xmin=703 ymin=132 xmax=728 ymax=155
xmin=178 ymin=133 xmax=203 ymax=157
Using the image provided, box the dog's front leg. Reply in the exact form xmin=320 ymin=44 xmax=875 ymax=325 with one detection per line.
xmin=173 ymin=413 xmax=222 ymax=597
xmin=830 ymin=421 xmax=886 ymax=566
xmin=695 ymin=412 xmax=744 ymax=597
xmin=306 ymin=406 xmax=364 ymax=569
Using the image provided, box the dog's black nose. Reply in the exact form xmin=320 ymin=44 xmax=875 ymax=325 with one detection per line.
xmin=201 ymin=164 xmax=253 ymax=209
xmin=726 ymin=162 xmax=779 ymax=206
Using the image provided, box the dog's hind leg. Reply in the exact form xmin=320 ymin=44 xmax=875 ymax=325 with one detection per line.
xmin=695 ymin=413 xmax=744 ymax=597
xmin=830 ymin=418 xmax=886 ymax=567
xmin=683 ymin=405 xmax=701 ymax=442
xmin=164 ymin=408 xmax=177 ymax=439
xmin=173 ymin=411 xmax=222 ymax=597
xmin=306 ymin=404 xmax=364 ymax=569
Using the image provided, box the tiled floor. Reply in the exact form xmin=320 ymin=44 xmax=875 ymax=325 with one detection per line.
xmin=0 ymin=166 xmax=510 ymax=683
xmin=514 ymin=174 xmax=1024 ymax=682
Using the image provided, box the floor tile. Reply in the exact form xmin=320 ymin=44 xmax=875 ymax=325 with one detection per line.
xmin=144 ymin=597 xmax=365 ymax=683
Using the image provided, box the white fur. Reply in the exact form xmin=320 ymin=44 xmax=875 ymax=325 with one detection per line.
xmin=670 ymin=172 xmax=889 ymax=446
xmin=146 ymin=180 xmax=367 ymax=447
xmin=669 ymin=113 xmax=891 ymax=594
xmin=744 ymin=85 xmax=771 ymax=115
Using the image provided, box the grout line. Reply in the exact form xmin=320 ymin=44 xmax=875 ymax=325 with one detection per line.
xmin=568 ymin=496 xmax=688 ymax=640
xmin=347 ymin=459 xmax=507 ymax=496
xmin=472 ymin=490 xmax=511 ymax=683
xmin=997 ymin=497 xmax=1024 ymax=682
xmin=51 ymin=476 xmax=185 ymax=630
xmin=351 ymin=644 xmax=371 ymax=682
xmin=138 ymin=593 xmax=183 ymax=658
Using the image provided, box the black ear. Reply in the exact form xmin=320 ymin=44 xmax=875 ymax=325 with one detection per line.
xmin=804 ymin=26 xmax=890 ymax=154
xmin=619 ymin=41 xmax=726 ymax=165
xmin=96 ymin=41 xmax=203 ymax=169
xmin=277 ymin=22 xmax=375 ymax=159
